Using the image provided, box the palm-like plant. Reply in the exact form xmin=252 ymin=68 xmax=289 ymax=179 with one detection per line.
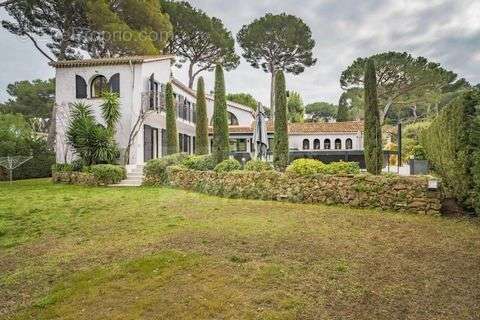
xmin=66 ymin=98 xmax=120 ymax=165
xmin=100 ymin=91 xmax=121 ymax=134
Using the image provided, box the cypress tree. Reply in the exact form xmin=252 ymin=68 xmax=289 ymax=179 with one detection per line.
xmin=165 ymin=82 xmax=178 ymax=155
xmin=195 ymin=76 xmax=209 ymax=155
xmin=273 ymin=70 xmax=289 ymax=170
xmin=211 ymin=65 xmax=229 ymax=163
xmin=336 ymin=92 xmax=349 ymax=122
xmin=363 ymin=59 xmax=383 ymax=174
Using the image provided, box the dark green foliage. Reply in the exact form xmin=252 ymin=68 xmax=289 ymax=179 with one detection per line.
xmin=195 ymin=77 xmax=208 ymax=155
xmin=420 ymin=90 xmax=480 ymax=213
xmin=66 ymin=102 xmax=119 ymax=165
xmin=83 ymin=164 xmax=126 ymax=185
xmin=143 ymin=153 xmax=187 ymax=185
xmin=273 ymin=71 xmax=289 ymax=171
xmin=363 ymin=59 xmax=383 ymax=175
xmin=237 ymin=13 xmax=316 ymax=110
xmin=211 ymin=65 xmax=229 ymax=164
xmin=340 ymin=51 xmax=470 ymax=123
xmin=161 ymin=0 xmax=239 ymax=88
xmin=244 ymin=159 xmax=273 ymax=172
xmin=0 ymin=113 xmax=54 ymax=180
xmin=304 ymin=102 xmax=337 ymax=122
xmin=165 ymin=82 xmax=178 ymax=155
xmin=214 ymin=158 xmax=241 ymax=172
xmin=336 ymin=92 xmax=349 ymax=122
xmin=0 ymin=79 xmax=54 ymax=121
xmin=287 ymin=91 xmax=304 ymax=123
xmin=182 ymin=154 xmax=215 ymax=171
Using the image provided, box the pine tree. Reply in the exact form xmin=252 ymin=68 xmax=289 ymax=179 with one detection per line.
xmin=273 ymin=70 xmax=289 ymax=170
xmin=363 ymin=59 xmax=383 ymax=174
xmin=195 ymin=77 xmax=209 ymax=155
xmin=211 ymin=65 xmax=229 ymax=163
xmin=165 ymin=82 xmax=178 ymax=155
xmin=336 ymin=92 xmax=349 ymax=122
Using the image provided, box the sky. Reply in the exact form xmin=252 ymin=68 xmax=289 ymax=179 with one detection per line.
xmin=1 ymin=0 xmax=479 ymax=105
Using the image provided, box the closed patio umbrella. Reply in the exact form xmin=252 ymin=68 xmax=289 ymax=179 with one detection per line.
xmin=252 ymin=103 xmax=269 ymax=160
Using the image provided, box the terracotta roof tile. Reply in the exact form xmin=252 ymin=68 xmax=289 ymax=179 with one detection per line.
xmin=50 ymin=55 xmax=175 ymax=68
xmin=208 ymin=121 xmax=364 ymax=135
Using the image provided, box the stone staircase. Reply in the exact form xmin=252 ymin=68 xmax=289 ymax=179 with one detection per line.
xmin=110 ymin=165 xmax=144 ymax=187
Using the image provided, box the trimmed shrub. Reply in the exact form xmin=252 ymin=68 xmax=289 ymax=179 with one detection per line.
xmin=143 ymin=153 xmax=187 ymax=185
xmin=363 ymin=59 xmax=383 ymax=174
xmin=244 ymin=159 xmax=274 ymax=172
xmin=286 ymin=159 xmax=325 ymax=176
xmin=273 ymin=70 xmax=289 ymax=170
xmin=71 ymin=158 xmax=86 ymax=171
xmin=83 ymin=164 xmax=126 ymax=185
xmin=165 ymin=82 xmax=178 ymax=155
xmin=214 ymin=158 xmax=242 ymax=173
xmin=51 ymin=163 xmax=74 ymax=173
xmin=211 ymin=65 xmax=229 ymax=164
xmin=287 ymin=159 xmax=360 ymax=176
xmin=182 ymin=154 xmax=216 ymax=171
xmin=321 ymin=161 xmax=361 ymax=175
xmin=195 ymin=77 xmax=209 ymax=155
xmin=420 ymin=90 xmax=480 ymax=213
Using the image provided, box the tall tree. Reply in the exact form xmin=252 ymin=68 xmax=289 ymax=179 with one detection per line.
xmin=211 ymin=65 xmax=229 ymax=164
xmin=161 ymin=1 xmax=239 ymax=88
xmin=336 ymin=92 xmax=349 ymax=122
xmin=287 ymin=91 xmax=304 ymax=123
xmin=195 ymin=77 xmax=208 ymax=155
xmin=0 ymin=78 xmax=54 ymax=120
xmin=340 ymin=51 xmax=469 ymax=123
xmin=2 ymin=0 xmax=172 ymax=61
xmin=363 ymin=59 xmax=383 ymax=175
xmin=237 ymin=13 xmax=316 ymax=113
xmin=165 ymin=82 xmax=178 ymax=155
xmin=304 ymin=102 xmax=337 ymax=122
xmin=273 ymin=71 xmax=289 ymax=171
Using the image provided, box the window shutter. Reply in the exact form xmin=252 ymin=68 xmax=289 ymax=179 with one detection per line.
xmin=75 ymin=75 xmax=87 ymax=99
xmin=109 ymin=73 xmax=120 ymax=94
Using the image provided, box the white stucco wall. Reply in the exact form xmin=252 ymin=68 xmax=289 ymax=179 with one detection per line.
xmin=289 ymin=133 xmax=364 ymax=151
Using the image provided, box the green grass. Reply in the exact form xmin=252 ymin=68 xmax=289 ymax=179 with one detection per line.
xmin=1 ymin=179 xmax=479 ymax=319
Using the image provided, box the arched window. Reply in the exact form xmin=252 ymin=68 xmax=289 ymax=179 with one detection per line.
xmin=313 ymin=139 xmax=321 ymax=150
xmin=346 ymin=138 xmax=353 ymax=149
xmin=91 ymin=75 xmax=108 ymax=98
xmin=324 ymin=139 xmax=331 ymax=150
xmin=228 ymin=112 xmax=239 ymax=125
xmin=75 ymin=75 xmax=87 ymax=99
xmin=335 ymin=139 xmax=342 ymax=149
xmin=108 ymin=73 xmax=120 ymax=94
xmin=302 ymin=139 xmax=310 ymax=150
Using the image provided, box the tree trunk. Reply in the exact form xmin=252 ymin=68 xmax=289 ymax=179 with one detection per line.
xmin=381 ymin=98 xmax=393 ymax=124
xmin=270 ymin=69 xmax=276 ymax=117
xmin=188 ymin=63 xmax=195 ymax=89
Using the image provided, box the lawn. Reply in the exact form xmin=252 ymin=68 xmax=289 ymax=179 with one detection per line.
xmin=1 ymin=180 xmax=479 ymax=320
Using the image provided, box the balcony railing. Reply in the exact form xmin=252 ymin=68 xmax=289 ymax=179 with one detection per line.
xmin=141 ymin=91 xmax=165 ymax=112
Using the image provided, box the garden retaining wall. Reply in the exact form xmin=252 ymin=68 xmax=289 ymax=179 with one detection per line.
xmin=165 ymin=167 xmax=443 ymax=214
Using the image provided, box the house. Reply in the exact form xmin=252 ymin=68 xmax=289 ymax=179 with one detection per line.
xmin=51 ymin=54 xmax=364 ymax=166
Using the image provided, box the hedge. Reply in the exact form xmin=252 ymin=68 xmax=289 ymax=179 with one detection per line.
xmin=143 ymin=153 xmax=187 ymax=186
xmin=420 ymin=90 xmax=480 ymax=213
xmin=286 ymin=159 xmax=360 ymax=176
xmin=166 ymin=167 xmax=443 ymax=214
xmin=52 ymin=164 xmax=126 ymax=186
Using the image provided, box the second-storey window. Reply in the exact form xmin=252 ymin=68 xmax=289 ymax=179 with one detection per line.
xmin=91 ymin=75 xmax=108 ymax=98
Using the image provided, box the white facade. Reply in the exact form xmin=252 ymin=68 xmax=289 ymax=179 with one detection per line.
xmin=289 ymin=133 xmax=363 ymax=151
xmin=53 ymin=56 xmax=254 ymax=165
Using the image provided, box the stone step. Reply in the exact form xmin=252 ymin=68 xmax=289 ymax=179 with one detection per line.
xmin=127 ymin=173 xmax=144 ymax=179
